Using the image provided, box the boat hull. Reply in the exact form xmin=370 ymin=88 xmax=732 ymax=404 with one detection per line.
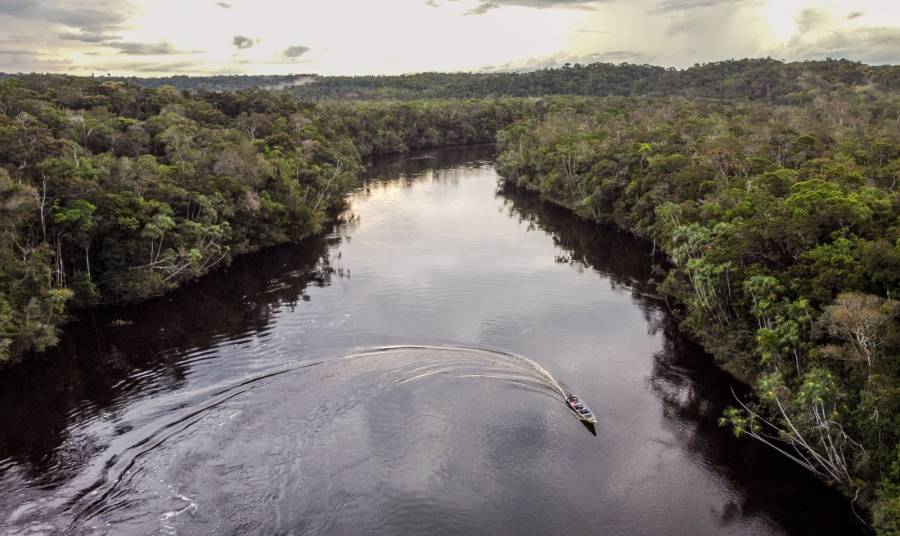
xmin=566 ymin=394 xmax=597 ymax=424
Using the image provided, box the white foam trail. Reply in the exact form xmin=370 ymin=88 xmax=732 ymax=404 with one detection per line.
xmin=345 ymin=345 xmax=568 ymax=398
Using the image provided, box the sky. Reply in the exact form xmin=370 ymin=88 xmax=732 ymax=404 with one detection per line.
xmin=0 ymin=0 xmax=899 ymax=76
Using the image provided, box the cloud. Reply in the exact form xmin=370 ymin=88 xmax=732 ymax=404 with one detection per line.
xmin=6 ymin=0 xmax=898 ymax=76
xmin=233 ymin=35 xmax=258 ymax=49
xmin=487 ymin=0 xmax=598 ymax=7
xmin=480 ymin=49 xmax=647 ymax=72
xmin=795 ymin=8 xmax=827 ymax=34
xmin=653 ymin=0 xmax=747 ymax=14
xmin=283 ymin=45 xmax=310 ymax=58
xmin=122 ymin=62 xmax=199 ymax=73
xmin=775 ymin=26 xmax=900 ymax=65
xmin=466 ymin=2 xmax=499 ymax=15
xmin=92 ymin=61 xmax=202 ymax=74
xmin=763 ymin=6 xmax=900 ymax=65
xmin=104 ymin=41 xmax=195 ymax=55
xmin=59 ymin=31 xmax=121 ymax=43
xmin=459 ymin=0 xmax=599 ymax=15
xmin=0 ymin=48 xmax=74 ymax=72
xmin=587 ymin=50 xmax=648 ymax=63
xmin=0 ymin=49 xmax=51 ymax=56
xmin=655 ymin=0 xmax=759 ymax=53
xmin=0 ymin=0 xmax=133 ymax=32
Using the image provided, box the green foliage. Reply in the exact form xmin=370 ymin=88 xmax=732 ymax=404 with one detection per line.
xmin=0 ymin=75 xmax=531 ymax=366
xmin=0 ymin=295 xmax=14 ymax=363
xmin=317 ymin=99 xmax=533 ymax=156
xmin=93 ymin=58 xmax=900 ymax=104
xmin=875 ymin=447 xmax=900 ymax=535
xmin=2 ymin=62 xmax=900 ymax=532
xmin=496 ymin=95 xmax=900 ymax=532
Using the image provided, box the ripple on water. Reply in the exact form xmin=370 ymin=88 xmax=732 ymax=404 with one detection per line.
xmin=8 ymin=347 xmax=579 ymax=535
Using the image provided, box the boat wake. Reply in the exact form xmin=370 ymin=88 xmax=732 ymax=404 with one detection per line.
xmin=8 ymin=345 xmax=584 ymax=535
xmin=348 ymin=345 xmax=568 ymax=397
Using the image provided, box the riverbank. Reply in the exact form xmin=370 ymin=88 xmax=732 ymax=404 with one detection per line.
xmin=494 ymin=96 xmax=900 ymax=533
xmin=0 ymin=146 xmax=864 ymax=535
xmin=0 ymin=75 xmax=532 ymax=365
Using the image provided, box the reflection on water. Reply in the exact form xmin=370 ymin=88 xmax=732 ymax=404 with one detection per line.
xmin=0 ymin=145 xmax=865 ymax=535
xmin=500 ymin=184 xmax=865 ymax=535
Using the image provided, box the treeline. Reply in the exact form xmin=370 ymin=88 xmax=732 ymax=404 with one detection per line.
xmin=495 ymin=96 xmax=900 ymax=533
xmin=319 ymin=99 xmax=535 ymax=156
xmin=0 ymin=73 xmax=319 ymax=93
xmin=110 ymin=74 xmax=318 ymax=92
xmin=0 ymin=75 xmax=527 ymax=364
xmin=49 ymin=58 xmax=900 ymax=103
xmin=288 ymin=59 xmax=900 ymax=103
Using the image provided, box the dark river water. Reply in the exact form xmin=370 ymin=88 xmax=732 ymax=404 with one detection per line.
xmin=0 ymin=146 xmax=866 ymax=535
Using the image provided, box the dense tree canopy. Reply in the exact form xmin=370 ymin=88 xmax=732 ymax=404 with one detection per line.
xmin=284 ymin=58 xmax=900 ymax=103
xmin=0 ymin=75 xmax=531 ymax=366
xmin=33 ymin=58 xmax=900 ymax=104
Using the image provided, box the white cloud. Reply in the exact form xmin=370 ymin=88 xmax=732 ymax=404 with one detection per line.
xmin=0 ymin=0 xmax=897 ymax=75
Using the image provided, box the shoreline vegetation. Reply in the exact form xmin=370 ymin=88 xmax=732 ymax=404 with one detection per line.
xmin=494 ymin=97 xmax=900 ymax=532
xmin=0 ymin=76 xmax=534 ymax=365
xmin=1 ymin=58 xmax=898 ymax=533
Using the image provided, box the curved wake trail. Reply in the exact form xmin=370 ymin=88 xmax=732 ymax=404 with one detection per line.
xmin=47 ymin=345 xmax=571 ymax=534
xmin=355 ymin=345 xmax=568 ymax=398
xmin=64 ymin=361 xmax=326 ymax=531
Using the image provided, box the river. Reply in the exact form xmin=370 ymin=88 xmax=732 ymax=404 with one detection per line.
xmin=0 ymin=146 xmax=865 ymax=535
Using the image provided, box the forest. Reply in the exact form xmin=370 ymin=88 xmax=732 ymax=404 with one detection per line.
xmin=285 ymin=58 xmax=900 ymax=103
xmin=495 ymin=95 xmax=900 ymax=533
xmin=0 ymin=75 xmax=532 ymax=365
xmin=20 ymin=58 xmax=898 ymax=103
xmin=1 ymin=59 xmax=900 ymax=532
